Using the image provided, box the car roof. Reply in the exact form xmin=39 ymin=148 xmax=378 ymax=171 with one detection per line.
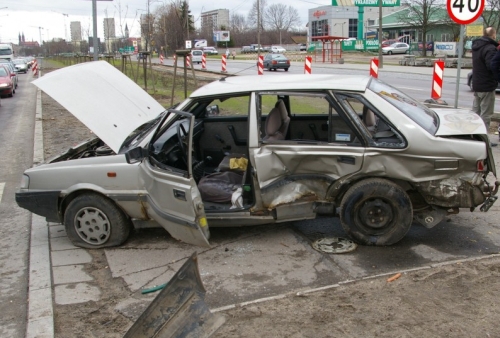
xmin=190 ymin=74 xmax=370 ymax=97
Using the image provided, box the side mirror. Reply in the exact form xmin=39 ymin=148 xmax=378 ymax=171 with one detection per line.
xmin=125 ymin=147 xmax=148 ymax=164
xmin=206 ymin=105 xmax=219 ymax=116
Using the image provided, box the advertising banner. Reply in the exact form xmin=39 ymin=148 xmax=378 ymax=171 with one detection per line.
xmin=213 ymin=31 xmax=230 ymax=42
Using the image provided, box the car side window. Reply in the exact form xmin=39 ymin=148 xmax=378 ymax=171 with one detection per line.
xmin=337 ymin=94 xmax=405 ymax=148
xmin=258 ymin=92 xmax=358 ymax=143
xmin=204 ymin=95 xmax=250 ymax=117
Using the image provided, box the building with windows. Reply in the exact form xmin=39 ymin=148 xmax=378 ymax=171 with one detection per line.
xmin=70 ymin=21 xmax=82 ymax=42
xmin=201 ymin=9 xmax=230 ymax=32
xmin=103 ymin=18 xmax=116 ymax=39
xmin=308 ymin=5 xmax=395 ymax=41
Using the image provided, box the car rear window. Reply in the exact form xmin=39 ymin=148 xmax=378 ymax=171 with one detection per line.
xmin=369 ymin=78 xmax=438 ymax=135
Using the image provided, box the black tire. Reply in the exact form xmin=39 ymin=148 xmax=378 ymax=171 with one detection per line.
xmin=285 ymin=68 xmax=289 ymax=72
xmin=339 ymin=178 xmax=412 ymax=246
xmin=64 ymin=193 xmax=131 ymax=248
xmin=388 ymin=51 xmax=393 ymax=55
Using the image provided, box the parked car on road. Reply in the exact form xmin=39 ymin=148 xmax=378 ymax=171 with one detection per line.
xmin=190 ymin=50 xmax=203 ymax=64
xmin=202 ymin=47 xmax=218 ymax=55
xmin=382 ymin=42 xmax=410 ymax=55
xmin=240 ymin=46 xmax=253 ymax=54
xmin=271 ymin=45 xmax=286 ymax=53
xmin=16 ymin=61 xmax=498 ymax=249
xmin=262 ymin=53 xmax=290 ymax=71
xmin=0 ymin=60 xmax=18 ymax=89
xmin=13 ymin=58 xmax=28 ymax=73
xmin=298 ymin=44 xmax=307 ymax=51
xmin=0 ymin=65 xmax=14 ymax=97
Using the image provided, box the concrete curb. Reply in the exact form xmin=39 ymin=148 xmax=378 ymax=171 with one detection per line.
xmin=26 ymin=85 xmax=54 ymax=338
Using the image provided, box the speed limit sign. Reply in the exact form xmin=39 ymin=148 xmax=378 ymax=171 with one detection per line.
xmin=447 ymin=0 xmax=485 ymax=24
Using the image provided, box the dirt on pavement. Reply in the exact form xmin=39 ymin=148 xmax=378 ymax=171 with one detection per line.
xmin=39 ymin=65 xmax=500 ymax=338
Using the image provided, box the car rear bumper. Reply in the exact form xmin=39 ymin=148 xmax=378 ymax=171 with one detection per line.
xmin=16 ymin=190 xmax=61 ymax=222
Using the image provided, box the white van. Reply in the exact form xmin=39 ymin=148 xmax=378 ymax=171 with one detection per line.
xmin=190 ymin=50 xmax=203 ymax=64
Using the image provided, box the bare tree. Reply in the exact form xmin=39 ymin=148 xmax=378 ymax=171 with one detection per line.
xmin=231 ymin=13 xmax=248 ymax=33
xmin=247 ymin=0 xmax=267 ymax=30
xmin=482 ymin=0 xmax=500 ymax=35
xmin=264 ymin=4 xmax=301 ymax=44
xmin=395 ymin=0 xmax=444 ymax=56
xmin=113 ymin=0 xmax=130 ymax=38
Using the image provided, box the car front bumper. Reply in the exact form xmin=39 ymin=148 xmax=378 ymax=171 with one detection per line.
xmin=16 ymin=190 xmax=62 ymax=222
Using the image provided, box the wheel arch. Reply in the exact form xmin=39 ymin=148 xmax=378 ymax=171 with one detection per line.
xmin=329 ymin=175 xmax=416 ymax=206
xmin=60 ymin=188 xmax=129 ymax=222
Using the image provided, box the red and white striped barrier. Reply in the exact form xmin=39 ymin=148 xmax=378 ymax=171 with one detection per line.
xmin=160 ymin=54 xmax=164 ymax=64
xmin=185 ymin=55 xmax=191 ymax=69
xmin=201 ymin=54 xmax=206 ymax=70
xmin=32 ymin=59 xmax=38 ymax=76
xmin=431 ymin=60 xmax=445 ymax=99
xmin=257 ymin=55 xmax=264 ymax=75
xmin=304 ymin=56 xmax=312 ymax=74
xmin=370 ymin=58 xmax=378 ymax=78
xmin=221 ymin=54 xmax=227 ymax=73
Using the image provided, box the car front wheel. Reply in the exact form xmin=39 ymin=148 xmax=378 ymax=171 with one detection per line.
xmin=339 ymin=178 xmax=412 ymax=246
xmin=64 ymin=193 xmax=131 ymax=248
xmin=388 ymin=51 xmax=393 ymax=55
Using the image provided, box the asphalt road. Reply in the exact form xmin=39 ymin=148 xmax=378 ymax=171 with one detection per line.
xmin=158 ymin=54 xmax=487 ymax=112
xmin=0 ymin=71 xmax=37 ymax=337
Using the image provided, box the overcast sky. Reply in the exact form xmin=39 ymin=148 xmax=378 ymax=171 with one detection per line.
xmin=0 ymin=0 xmax=330 ymax=44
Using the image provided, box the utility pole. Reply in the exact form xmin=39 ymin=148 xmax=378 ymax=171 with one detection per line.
xmin=52 ymin=11 xmax=69 ymax=41
xmin=30 ymin=26 xmax=44 ymax=54
xmin=378 ymin=0 xmax=383 ymax=68
xmin=257 ymin=0 xmax=260 ymax=58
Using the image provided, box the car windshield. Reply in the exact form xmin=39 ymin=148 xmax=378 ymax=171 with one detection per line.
xmin=272 ymin=54 xmax=287 ymax=59
xmin=13 ymin=60 xmax=26 ymax=64
xmin=120 ymin=111 xmax=166 ymax=151
xmin=369 ymin=78 xmax=438 ymax=134
xmin=0 ymin=67 xmax=7 ymax=76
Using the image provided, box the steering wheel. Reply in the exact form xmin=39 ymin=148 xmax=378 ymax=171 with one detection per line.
xmin=176 ymin=122 xmax=188 ymax=164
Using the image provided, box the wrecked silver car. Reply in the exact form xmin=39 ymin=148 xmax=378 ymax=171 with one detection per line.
xmin=16 ymin=61 xmax=498 ymax=248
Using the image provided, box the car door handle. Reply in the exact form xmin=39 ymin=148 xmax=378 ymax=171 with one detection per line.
xmin=338 ymin=156 xmax=355 ymax=165
xmin=173 ymin=189 xmax=187 ymax=201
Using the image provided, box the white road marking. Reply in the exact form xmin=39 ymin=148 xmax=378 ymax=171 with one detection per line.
xmin=0 ymin=182 xmax=4 ymax=203
xmin=398 ymin=86 xmax=427 ymax=92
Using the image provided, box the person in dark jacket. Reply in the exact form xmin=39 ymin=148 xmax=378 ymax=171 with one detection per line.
xmin=472 ymin=27 xmax=498 ymax=146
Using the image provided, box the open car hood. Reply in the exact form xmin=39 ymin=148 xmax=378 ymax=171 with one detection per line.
xmin=433 ymin=109 xmax=487 ymax=136
xmin=33 ymin=61 xmax=165 ymax=153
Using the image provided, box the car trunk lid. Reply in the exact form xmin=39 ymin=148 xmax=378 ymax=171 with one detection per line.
xmin=433 ymin=108 xmax=496 ymax=176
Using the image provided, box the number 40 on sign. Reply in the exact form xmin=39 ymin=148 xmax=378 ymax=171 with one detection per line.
xmin=447 ymin=0 xmax=485 ymax=25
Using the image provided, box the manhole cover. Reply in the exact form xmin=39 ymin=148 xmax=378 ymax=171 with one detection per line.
xmin=312 ymin=237 xmax=357 ymax=254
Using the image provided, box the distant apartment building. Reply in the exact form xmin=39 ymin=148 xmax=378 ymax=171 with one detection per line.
xmin=200 ymin=9 xmax=230 ymax=32
xmin=70 ymin=21 xmax=82 ymax=42
xmin=103 ymin=18 xmax=116 ymax=39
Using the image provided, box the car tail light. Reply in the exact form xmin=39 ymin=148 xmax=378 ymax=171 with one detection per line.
xmin=272 ymin=60 xmax=277 ymax=65
xmin=477 ymin=160 xmax=485 ymax=172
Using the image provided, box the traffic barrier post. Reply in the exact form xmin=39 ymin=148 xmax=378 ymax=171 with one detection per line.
xmin=370 ymin=58 xmax=378 ymax=78
xmin=304 ymin=56 xmax=312 ymax=74
xmin=431 ymin=60 xmax=445 ymax=99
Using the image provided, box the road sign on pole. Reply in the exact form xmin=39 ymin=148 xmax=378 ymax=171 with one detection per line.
xmin=447 ymin=0 xmax=485 ymax=25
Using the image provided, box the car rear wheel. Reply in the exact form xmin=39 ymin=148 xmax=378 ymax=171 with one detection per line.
xmin=388 ymin=51 xmax=393 ymax=55
xmin=339 ymin=178 xmax=412 ymax=246
xmin=64 ymin=193 xmax=131 ymax=248
xmin=285 ymin=68 xmax=289 ymax=71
